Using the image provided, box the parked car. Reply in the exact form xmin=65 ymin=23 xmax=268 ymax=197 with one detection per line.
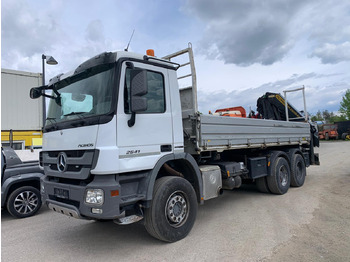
xmin=1 ymin=147 xmax=43 ymax=218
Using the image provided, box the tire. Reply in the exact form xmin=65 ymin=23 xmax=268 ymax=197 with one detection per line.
xmin=342 ymin=133 xmax=348 ymax=140
xmin=6 ymin=186 xmax=42 ymax=218
xmin=144 ymin=176 xmax=198 ymax=242
xmin=266 ymin=157 xmax=291 ymax=195
xmin=256 ymin=177 xmax=270 ymax=193
xmin=290 ymin=154 xmax=306 ymax=187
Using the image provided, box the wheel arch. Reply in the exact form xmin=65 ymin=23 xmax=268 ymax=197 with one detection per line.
xmin=1 ymin=174 xmax=42 ymax=207
xmin=146 ymin=153 xmax=203 ymax=204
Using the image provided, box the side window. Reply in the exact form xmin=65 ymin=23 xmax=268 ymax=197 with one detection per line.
xmin=124 ymin=68 xmax=165 ymax=114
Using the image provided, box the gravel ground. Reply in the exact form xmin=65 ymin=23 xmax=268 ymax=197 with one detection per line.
xmin=1 ymin=141 xmax=349 ymax=262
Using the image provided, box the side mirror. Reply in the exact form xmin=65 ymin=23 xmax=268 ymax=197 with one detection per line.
xmin=128 ymin=69 xmax=148 ymax=127
xmin=29 ymin=86 xmax=45 ymax=99
xmin=130 ymin=69 xmax=148 ymax=112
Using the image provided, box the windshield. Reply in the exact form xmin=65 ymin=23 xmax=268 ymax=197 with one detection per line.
xmin=45 ymin=64 xmax=115 ymax=129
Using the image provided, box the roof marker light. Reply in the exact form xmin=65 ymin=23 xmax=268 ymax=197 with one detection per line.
xmin=146 ymin=49 xmax=155 ymax=56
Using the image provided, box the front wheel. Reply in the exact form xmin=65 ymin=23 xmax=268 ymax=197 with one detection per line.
xmin=6 ymin=186 xmax=42 ymax=218
xmin=144 ymin=176 xmax=198 ymax=242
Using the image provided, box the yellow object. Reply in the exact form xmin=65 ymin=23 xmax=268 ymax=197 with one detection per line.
xmin=1 ymin=130 xmax=42 ymax=149
xmin=31 ymin=138 xmax=43 ymax=148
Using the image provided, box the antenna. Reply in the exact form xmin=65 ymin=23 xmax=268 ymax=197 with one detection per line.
xmin=124 ymin=29 xmax=135 ymax=51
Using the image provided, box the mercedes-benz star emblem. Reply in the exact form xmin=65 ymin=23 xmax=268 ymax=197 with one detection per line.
xmin=57 ymin=152 xmax=68 ymax=172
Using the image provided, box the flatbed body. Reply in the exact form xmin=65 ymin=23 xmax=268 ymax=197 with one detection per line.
xmin=195 ymin=114 xmax=310 ymax=152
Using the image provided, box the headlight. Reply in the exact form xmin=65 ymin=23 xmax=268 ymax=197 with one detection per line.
xmin=85 ymin=189 xmax=104 ymax=205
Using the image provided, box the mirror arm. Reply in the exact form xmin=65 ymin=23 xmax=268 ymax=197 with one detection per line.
xmin=128 ymin=112 xmax=136 ymax=127
xmin=53 ymin=88 xmax=60 ymax=97
xmin=42 ymin=93 xmax=56 ymax=99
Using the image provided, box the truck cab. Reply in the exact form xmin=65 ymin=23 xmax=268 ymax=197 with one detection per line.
xmin=32 ymin=50 xmax=199 ymax=227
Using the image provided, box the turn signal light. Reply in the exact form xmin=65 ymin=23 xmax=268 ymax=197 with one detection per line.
xmin=146 ymin=49 xmax=155 ymax=56
xmin=111 ymin=190 xmax=119 ymax=197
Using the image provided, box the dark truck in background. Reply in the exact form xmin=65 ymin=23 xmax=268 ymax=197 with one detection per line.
xmin=1 ymin=147 xmax=43 ymax=218
xmin=335 ymin=120 xmax=350 ymax=140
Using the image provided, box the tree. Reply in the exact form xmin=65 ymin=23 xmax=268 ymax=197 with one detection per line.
xmin=310 ymin=109 xmax=346 ymax=123
xmin=322 ymin=110 xmax=332 ymax=123
xmin=339 ymin=89 xmax=350 ymax=120
xmin=329 ymin=114 xmax=346 ymax=123
xmin=311 ymin=110 xmax=323 ymax=122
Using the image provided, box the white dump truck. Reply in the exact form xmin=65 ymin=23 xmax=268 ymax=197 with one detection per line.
xmin=30 ymin=44 xmax=319 ymax=242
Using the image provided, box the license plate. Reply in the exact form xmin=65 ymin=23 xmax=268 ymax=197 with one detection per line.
xmin=54 ymin=188 xmax=69 ymax=199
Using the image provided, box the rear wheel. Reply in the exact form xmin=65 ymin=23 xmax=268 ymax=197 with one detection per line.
xmin=266 ymin=157 xmax=291 ymax=195
xmin=290 ymin=154 xmax=306 ymax=187
xmin=144 ymin=176 xmax=197 ymax=242
xmin=7 ymin=186 xmax=42 ymax=218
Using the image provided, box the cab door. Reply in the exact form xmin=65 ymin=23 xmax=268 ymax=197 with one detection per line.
xmin=116 ymin=61 xmax=173 ymax=173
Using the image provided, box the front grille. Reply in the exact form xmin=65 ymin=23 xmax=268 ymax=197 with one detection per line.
xmin=48 ymin=150 xmax=86 ymax=158
xmin=50 ymin=164 xmax=83 ymax=172
xmin=42 ymin=149 xmax=98 ymax=180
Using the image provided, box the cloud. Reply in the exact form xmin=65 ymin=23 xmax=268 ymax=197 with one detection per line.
xmin=1 ymin=0 xmax=62 ymax=65
xmin=185 ymin=0 xmax=350 ymax=66
xmin=1 ymin=1 xmax=123 ymax=76
xmin=86 ymin=20 xmax=105 ymax=43
xmin=185 ymin=0 xmax=308 ymax=66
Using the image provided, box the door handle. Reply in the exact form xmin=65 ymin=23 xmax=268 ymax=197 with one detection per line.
xmin=161 ymin=145 xmax=172 ymax=152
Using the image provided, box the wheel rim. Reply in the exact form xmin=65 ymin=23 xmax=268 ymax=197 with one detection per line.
xmin=279 ymin=165 xmax=288 ymax=187
xmin=165 ymin=191 xmax=189 ymax=228
xmin=13 ymin=191 xmax=39 ymax=215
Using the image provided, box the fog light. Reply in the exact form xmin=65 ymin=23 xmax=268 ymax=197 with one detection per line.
xmin=85 ymin=189 xmax=104 ymax=205
xmin=92 ymin=208 xmax=103 ymax=214
xmin=41 ymin=183 xmax=45 ymax=194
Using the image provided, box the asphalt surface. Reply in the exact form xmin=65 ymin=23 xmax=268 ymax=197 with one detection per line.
xmin=2 ymin=141 xmax=350 ymax=262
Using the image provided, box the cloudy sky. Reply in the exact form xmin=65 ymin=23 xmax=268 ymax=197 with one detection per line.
xmin=2 ymin=0 xmax=350 ymax=115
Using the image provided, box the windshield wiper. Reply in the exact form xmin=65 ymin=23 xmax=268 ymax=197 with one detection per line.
xmin=63 ymin=112 xmax=86 ymax=120
xmin=46 ymin=117 xmax=59 ymax=130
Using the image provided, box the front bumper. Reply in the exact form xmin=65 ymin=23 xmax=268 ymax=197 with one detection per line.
xmin=41 ymin=174 xmax=124 ymax=220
